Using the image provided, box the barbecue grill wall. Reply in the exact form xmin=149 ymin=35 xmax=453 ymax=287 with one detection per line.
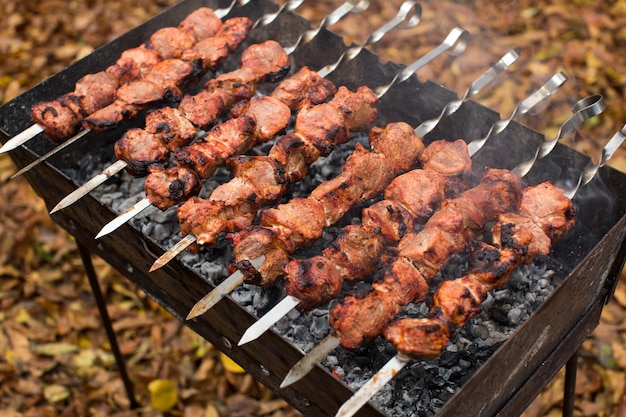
xmin=2 ymin=1 xmax=626 ymax=416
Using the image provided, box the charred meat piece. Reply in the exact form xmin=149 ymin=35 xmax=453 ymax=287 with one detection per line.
xmin=178 ymin=7 xmax=223 ymax=42
xmin=114 ymin=128 xmax=169 ymax=176
xmin=175 ymin=115 xmax=256 ymax=178
xmin=144 ymin=107 xmax=197 ymax=151
xmin=146 ymin=26 xmax=195 ymax=59
xmin=230 ymin=96 xmax=292 ymax=142
xmin=271 ymin=66 xmax=337 ymax=110
xmin=216 ymin=17 xmax=254 ymax=52
xmin=71 ymin=71 xmax=120 ymax=116
xmin=108 ymin=46 xmax=161 ymax=82
xmin=267 ymin=133 xmax=321 ymax=183
xmin=240 ymin=39 xmax=290 ymax=82
xmin=144 ymin=58 xmax=202 ymax=101
xmin=81 ymin=100 xmax=140 ymax=132
xmin=144 ymin=166 xmax=202 ymax=211
xmin=30 ymin=100 xmax=81 ymax=142
xmin=181 ymin=37 xmax=230 ymax=72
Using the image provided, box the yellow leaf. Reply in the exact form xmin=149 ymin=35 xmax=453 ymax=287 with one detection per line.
xmin=148 ymin=378 xmax=178 ymax=412
xmin=220 ymin=352 xmax=245 ymax=374
xmin=32 ymin=342 xmax=79 ymax=356
xmin=43 ymin=384 xmax=70 ymax=403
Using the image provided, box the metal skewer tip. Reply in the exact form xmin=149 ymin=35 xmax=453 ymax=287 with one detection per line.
xmin=96 ymin=197 xmax=152 ymax=239
xmin=10 ymin=126 xmax=92 ymax=178
xmin=238 ymin=295 xmax=301 ymax=345
xmin=50 ymin=159 xmax=128 ymax=214
xmin=150 ymin=233 xmax=197 ymax=272
xmin=335 ymin=354 xmax=410 ymax=417
xmin=186 ymin=256 xmax=265 ymax=320
xmin=0 ymin=124 xmax=44 ymax=154
xmin=280 ymin=333 xmax=340 ymax=388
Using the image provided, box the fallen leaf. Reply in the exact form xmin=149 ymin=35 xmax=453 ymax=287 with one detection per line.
xmin=220 ymin=352 xmax=245 ymax=374
xmin=43 ymin=384 xmax=70 ymax=403
xmin=148 ymin=378 xmax=178 ymax=412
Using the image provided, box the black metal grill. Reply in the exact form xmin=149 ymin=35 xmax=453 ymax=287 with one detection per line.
xmin=2 ymin=0 xmax=626 ymax=415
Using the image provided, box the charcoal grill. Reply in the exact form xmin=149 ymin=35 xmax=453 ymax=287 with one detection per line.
xmin=2 ymin=0 xmax=626 ymax=416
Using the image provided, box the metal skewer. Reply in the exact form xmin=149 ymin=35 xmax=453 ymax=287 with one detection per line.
xmin=466 ymin=71 xmax=568 ymax=155
xmin=159 ymin=26 xmax=470 ymax=284
xmin=279 ymin=92 xmax=602 ymax=392
xmin=0 ymin=0 xmax=270 ymax=155
xmin=563 ymin=123 xmax=626 ymax=199
xmin=47 ymin=0 xmax=372 ymax=215
xmin=512 ymin=94 xmax=606 ymax=177
xmin=336 ymin=118 xmax=617 ymax=417
xmin=236 ymin=48 xmax=523 ymax=346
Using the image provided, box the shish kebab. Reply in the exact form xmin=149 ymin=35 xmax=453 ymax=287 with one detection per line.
xmin=49 ymin=0 xmax=420 ymax=218
xmin=337 ymin=122 xmax=626 ymax=416
xmin=279 ymin=94 xmax=606 ymax=389
xmin=14 ymin=0 xmax=371 ymax=180
xmin=2 ymin=6 xmax=248 ymax=155
xmin=93 ymin=1 xmax=425 ymax=237
xmin=186 ymin=69 xmax=566 ymax=323
xmin=336 ymin=179 xmax=576 ymax=417
xmin=149 ymin=26 xmax=472 ymax=273
xmin=0 ymin=0 xmax=318 ymax=155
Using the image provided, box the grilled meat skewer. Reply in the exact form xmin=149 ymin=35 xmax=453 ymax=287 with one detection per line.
xmin=82 ymin=17 xmax=255 ymax=132
xmin=337 ymin=181 xmax=574 ymax=417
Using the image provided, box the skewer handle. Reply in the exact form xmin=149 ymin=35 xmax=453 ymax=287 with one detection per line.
xmin=374 ymin=26 xmax=469 ymax=98
xmin=413 ymin=48 xmax=521 ymax=138
xmin=564 ymin=123 xmax=626 ymax=198
xmin=513 ymin=94 xmax=606 ymax=177
xmin=283 ymin=0 xmax=370 ymax=55
xmin=318 ymin=0 xmax=421 ymax=78
xmin=467 ymin=71 xmax=568 ymax=156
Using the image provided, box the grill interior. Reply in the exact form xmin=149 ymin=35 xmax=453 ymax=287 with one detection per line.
xmin=2 ymin=0 xmax=626 ymax=415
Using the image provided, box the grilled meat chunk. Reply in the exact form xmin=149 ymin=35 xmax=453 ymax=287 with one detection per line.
xmin=176 ymin=115 xmax=256 ymax=178
xmin=146 ymin=26 xmax=195 ymax=59
xmin=271 ymin=66 xmax=337 ymax=110
xmin=144 ymin=107 xmax=197 ymax=151
xmin=31 ymin=100 xmax=81 ymax=142
xmin=144 ymin=166 xmax=201 ymax=211
xmin=114 ymin=128 xmax=169 ymax=176
xmin=178 ymin=7 xmax=223 ymax=42
xmin=71 ymin=71 xmax=120 ymax=116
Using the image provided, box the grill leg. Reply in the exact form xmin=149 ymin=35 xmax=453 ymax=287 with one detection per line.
xmin=562 ymin=350 xmax=578 ymax=417
xmin=77 ymin=242 xmax=139 ymax=409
